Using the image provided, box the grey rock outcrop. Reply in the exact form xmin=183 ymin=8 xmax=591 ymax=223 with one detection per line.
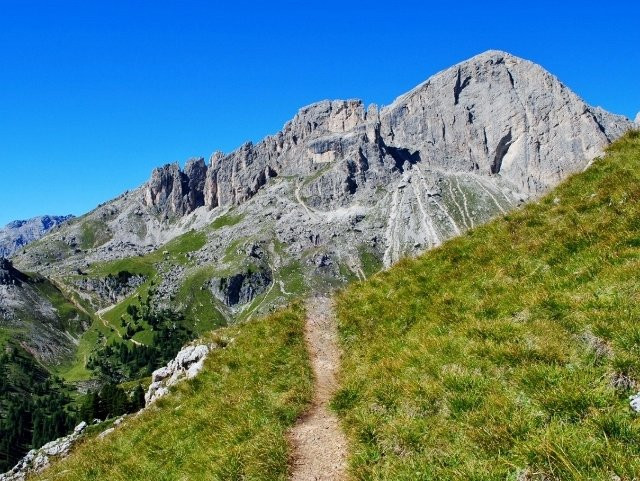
xmin=635 ymin=112 xmax=640 ymax=125
xmin=145 ymin=342 xmax=219 ymax=405
xmin=143 ymin=158 xmax=207 ymax=216
xmin=74 ymin=271 xmax=146 ymax=304
xmin=209 ymin=266 xmax=273 ymax=307
xmin=0 ymin=215 xmax=73 ymax=258
xmin=0 ymin=422 xmax=87 ymax=481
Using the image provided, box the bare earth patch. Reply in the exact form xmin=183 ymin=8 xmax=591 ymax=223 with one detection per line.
xmin=288 ymin=296 xmax=347 ymax=481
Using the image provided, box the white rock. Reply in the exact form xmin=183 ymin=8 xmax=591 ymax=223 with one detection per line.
xmin=630 ymin=392 xmax=640 ymax=412
xmin=0 ymin=420 xmax=88 ymax=480
xmin=151 ymin=365 xmax=172 ymax=383
xmin=144 ymin=342 xmax=217 ymax=405
xmin=186 ymin=357 xmax=206 ymax=379
xmin=73 ymin=421 xmax=88 ymax=434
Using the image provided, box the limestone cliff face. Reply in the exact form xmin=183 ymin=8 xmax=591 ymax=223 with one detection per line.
xmin=142 ymin=51 xmax=632 ymax=218
xmin=143 ymin=158 xmax=207 ymax=216
xmin=378 ymin=51 xmax=630 ymax=194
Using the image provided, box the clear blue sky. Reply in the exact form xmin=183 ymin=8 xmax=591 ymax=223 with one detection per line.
xmin=1 ymin=0 xmax=638 ymax=226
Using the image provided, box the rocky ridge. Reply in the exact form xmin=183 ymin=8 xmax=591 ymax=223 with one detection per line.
xmin=141 ymin=51 xmax=631 ymax=217
xmin=12 ymin=50 xmax=635 ymax=319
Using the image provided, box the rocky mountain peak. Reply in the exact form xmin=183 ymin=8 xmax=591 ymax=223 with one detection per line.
xmin=143 ymin=159 xmax=208 ymax=217
xmin=288 ymin=99 xmax=366 ymax=136
xmin=635 ymin=112 xmax=640 ymax=125
xmin=142 ymin=50 xmax=632 ymax=221
xmin=209 ymin=151 xmax=225 ymax=166
xmin=21 ymin=51 xmax=634 ymax=292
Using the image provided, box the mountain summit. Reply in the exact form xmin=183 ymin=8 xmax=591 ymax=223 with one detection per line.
xmin=142 ymin=51 xmax=630 ymax=217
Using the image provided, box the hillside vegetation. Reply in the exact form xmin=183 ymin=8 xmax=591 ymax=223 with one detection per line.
xmin=31 ymin=304 xmax=312 ymax=481
xmin=0 ymin=343 xmax=77 ymax=472
xmin=334 ymin=131 xmax=640 ymax=480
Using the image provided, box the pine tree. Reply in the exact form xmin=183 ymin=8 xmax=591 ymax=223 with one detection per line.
xmin=130 ymin=384 xmax=146 ymax=412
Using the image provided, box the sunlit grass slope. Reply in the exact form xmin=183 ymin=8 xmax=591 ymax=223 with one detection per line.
xmin=334 ymin=131 xmax=640 ymax=480
xmin=32 ymin=304 xmax=313 ymax=481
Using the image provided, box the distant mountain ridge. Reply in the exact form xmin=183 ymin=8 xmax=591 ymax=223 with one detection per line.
xmin=0 ymin=215 xmax=74 ymax=257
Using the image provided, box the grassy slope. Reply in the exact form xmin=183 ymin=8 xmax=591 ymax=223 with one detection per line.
xmin=31 ymin=304 xmax=313 ymax=481
xmin=53 ymin=230 xmax=212 ymax=381
xmin=334 ymin=132 xmax=640 ymax=480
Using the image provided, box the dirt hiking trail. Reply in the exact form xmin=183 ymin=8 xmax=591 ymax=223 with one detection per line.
xmin=288 ymin=296 xmax=348 ymax=481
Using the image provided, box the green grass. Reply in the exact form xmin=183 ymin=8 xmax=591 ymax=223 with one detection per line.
xmin=81 ymin=229 xmax=209 ymax=338
xmin=32 ymin=304 xmax=313 ymax=481
xmin=209 ymin=212 xmax=245 ymax=230
xmin=79 ymin=220 xmax=112 ymax=249
xmin=29 ymin=276 xmax=90 ymax=330
xmin=50 ymin=229 xmax=214 ymax=381
xmin=53 ymin=320 xmax=102 ymax=381
xmin=175 ymin=266 xmax=228 ymax=330
xmin=358 ymin=245 xmax=383 ymax=278
xmin=278 ymin=260 xmax=305 ymax=296
xmin=334 ymin=131 xmax=640 ymax=480
xmin=90 ymin=229 xmax=206 ymax=278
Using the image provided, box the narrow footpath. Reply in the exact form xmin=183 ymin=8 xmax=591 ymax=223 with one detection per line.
xmin=288 ymin=296 xmax=348 ymax=481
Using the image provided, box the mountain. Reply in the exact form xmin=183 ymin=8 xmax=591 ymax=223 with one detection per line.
xmin=20 ymin=128 xmax=640 ymax=481
xmin=0 ymin=215 xmax=74 ymax=258
xmin=1 ymin=51 xmax=636 ymax=474
xmin=12 ymin=51 xmax=634 ymax=326
xmin=0 ymin=257 xmax=90 ymax=365
xmin=0 ymin=256 xmax=91 ymax=473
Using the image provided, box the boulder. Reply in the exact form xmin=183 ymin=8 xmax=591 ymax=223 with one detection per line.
xmin=630 ymin=392 xmax=640 ymax=413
